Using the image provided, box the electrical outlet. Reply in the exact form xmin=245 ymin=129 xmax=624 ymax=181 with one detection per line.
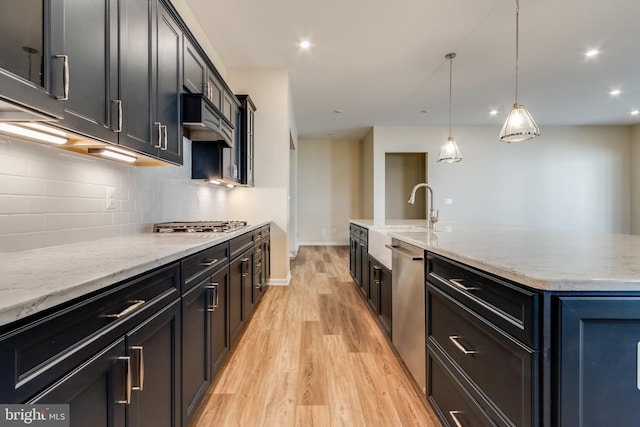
xmin=105 ymin=186 xmax=117 ymax=210
xmin=444 ymin=198 xmax=453 ymax=205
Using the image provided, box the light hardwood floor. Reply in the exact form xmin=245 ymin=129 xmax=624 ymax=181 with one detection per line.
xmin=193 ymin=245 xmax=441 ymax=426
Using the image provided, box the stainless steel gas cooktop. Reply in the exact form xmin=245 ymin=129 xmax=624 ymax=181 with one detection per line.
xmin=153 ymin=220 xmax=248 ymax=233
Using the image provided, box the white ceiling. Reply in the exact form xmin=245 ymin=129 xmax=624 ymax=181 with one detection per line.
xmin=185 ymin=0 xmax=640 ymax=140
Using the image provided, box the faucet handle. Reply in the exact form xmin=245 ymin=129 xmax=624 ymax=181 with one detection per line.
xmin=431 ymin=209 xmax=439 ymax=223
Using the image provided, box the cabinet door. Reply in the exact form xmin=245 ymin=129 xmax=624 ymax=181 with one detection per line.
xmin=379 ymin=264 xmax=392 ymax=336
xmin=0 ymin=0 xmax=64 ymax=119
xmin=53 ymin=0 xmax=118 ymax=143
xmin=30 ymin=338 xmax=126 ymax=427
xmin=229 ymin=255 xmax=245 ymax=348
xmin=126 ymin=299 xmax=181 ymax=427
xmin=118 ymin=0 xmax=153 ymax=153
xmin=181 ymin=279 xmax=210 ymax=427
xmin=182 ymin=38 xmax=205 ymax=94
xmin=210 ymin=267 xmax=229 ymax=377
xmin=242 ymin=249 xmax=255 ymax=319
xmin=153 ymin=2 xmax=182 ymax=165
xmin=557 ymin=296 xmax=640 ymax=427
xmin=206 ymin=71 xmax=222 ymax=110
xmin=368 ymin=256 xmax=380 ymax=313
xmin=246 ymin=101 xmax=255 ymax=186
xmin=349 ymin=237 xmax=357 ymax=280
xmin=263 ymin=236 xmax=270 ymax=282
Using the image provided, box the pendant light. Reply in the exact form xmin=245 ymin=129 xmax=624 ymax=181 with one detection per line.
xmin=500 ymin=0 xmax=540 ymax=143
xmin=437 ymin=52 xmax=462 ymax=163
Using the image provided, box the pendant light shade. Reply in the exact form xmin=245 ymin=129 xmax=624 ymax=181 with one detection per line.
xmin=500 ymin=0 xmax=539 ymax=143
xmin=437 ymin=52 xmax=462 ymax=163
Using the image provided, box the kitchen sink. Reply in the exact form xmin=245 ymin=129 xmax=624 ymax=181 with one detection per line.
xmin=368 ymin=224 xmax=429 ymax=270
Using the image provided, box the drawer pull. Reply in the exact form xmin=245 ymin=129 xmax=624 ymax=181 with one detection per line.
xmin=117 ymin=356 xmax=132 ymax=405
xmin=449 ymin=279 xmax=478 ymax=292
xmin=200 ymin=258 xmax=219 ymax=266
xmin=131 ymin=346 xmax=144 ymax=391
xmin=449 ymin=336 xmax=478 ymax=355
xmin=637 ymin=341 xmax=640 ymax=390
xmin=106 ymin=300 xmax=145 ymax=319
xmin=449 ymin=410 xmax=464 ymax=427
xmin=206 ymin=283 xmax=218 ymax=312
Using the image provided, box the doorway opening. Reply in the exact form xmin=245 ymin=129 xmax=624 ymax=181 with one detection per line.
xmin=385 ymin=153 xmax=427 ymax=219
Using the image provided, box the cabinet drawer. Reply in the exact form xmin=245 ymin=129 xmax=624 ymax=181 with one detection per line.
xmin=182 ymin=243 xmax=229 ymax=292
xmin=0 ymin=263 xmax=180 ymax=403
xmin=426 ymin=252 xmax=539 ymax=348
xmin=428 ymin=284 xmax=536 ymax=427
xmin=428 ymin=348 xmax=497 ymax=427
xmin=230 ymin=232 xmax=254 ymax=259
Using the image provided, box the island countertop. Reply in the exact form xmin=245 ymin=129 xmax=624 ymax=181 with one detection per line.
xmin=0 ymin=220 xmax=271 ymax=328
xmin=350 ymin=220 xmax=640 ymax=292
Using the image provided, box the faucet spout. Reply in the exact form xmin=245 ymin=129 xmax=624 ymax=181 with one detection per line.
xmin=408 ymin=183 xmax=439 ymax=229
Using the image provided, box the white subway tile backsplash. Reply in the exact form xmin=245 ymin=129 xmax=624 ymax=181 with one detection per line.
xmin=0 ymin=136 xmax=228 ymax=252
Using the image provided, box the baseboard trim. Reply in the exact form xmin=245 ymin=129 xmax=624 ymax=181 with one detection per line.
xmin=267 ymin=271 xmax=291 ymax=286
xmin=298 ymin=241 xmax=347 ymax=246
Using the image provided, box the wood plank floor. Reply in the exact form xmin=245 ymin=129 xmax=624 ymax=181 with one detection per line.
xmin=193 ymin=245 xmax=441 ymax=427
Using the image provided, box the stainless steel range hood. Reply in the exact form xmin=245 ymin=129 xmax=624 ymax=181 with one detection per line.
xmin=182 ymin=93 xmax=233 ymax=148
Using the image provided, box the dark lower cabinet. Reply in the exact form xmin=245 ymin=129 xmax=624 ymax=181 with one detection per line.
xmin=210 ymin=267 xmax=229 ymax=377
xmin=126 ymin=299 xmax=181 ymax=427
xmin=556 ymin=296 xmax=640 ymax=427
xmin=30 ymin=338 xmax=127 ymax=427
xmin=229 ymin=252 xmax=246 ymax=348
xmin=241 ymin=248 xmax=255 ymax=328
xmin=367 ymin=255 xmax=392 ymax=337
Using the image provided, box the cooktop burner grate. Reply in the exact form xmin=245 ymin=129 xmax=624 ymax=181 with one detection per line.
xmin=153 ymin=220 xmax=248 ymax=233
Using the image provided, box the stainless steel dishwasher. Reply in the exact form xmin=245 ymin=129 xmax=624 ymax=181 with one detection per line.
xmin=389 ymin=238 xmax=426 ymax=394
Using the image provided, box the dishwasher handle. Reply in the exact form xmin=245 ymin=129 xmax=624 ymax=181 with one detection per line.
xmin=386 ymin=244 xmax=424 ymax=261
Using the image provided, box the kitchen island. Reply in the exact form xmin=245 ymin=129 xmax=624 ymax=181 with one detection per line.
xmin=349 ymin=220 xmax=640 ymax=427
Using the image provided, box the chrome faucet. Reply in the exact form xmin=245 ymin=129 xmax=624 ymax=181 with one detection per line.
xmin=408 ymin=183 xmax=439 ymax=229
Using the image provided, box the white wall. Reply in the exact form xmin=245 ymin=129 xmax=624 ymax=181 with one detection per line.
xmin=373 ymin=126 xmax=631 ymax=233
xmin=297 ymin=139 xmax=361 ymax=245
xmin=631 ymin=125 xmax=640 ymax=234
xmin=360 ymin=129 xmax=374 ymax=218
xmin=226 ymin=68 xmax=293 ymax=283
xmin=0 ymin=135 xmax=227 ymax=252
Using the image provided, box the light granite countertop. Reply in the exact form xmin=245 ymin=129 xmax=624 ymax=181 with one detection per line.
xmin=350 ymin=220 xmax=640 ymax=292
xmin=0 ymin=220 xmax=271 ymax=328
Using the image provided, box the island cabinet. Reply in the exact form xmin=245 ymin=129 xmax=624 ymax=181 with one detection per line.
xmin=0 ymin=263 xmax=182 ymax=427
xmin=349 ymin=224 xmax=368 ymax=297
xmin=229 ymin=231 xmax=256 ymax=348
xmin=426 ymin=252 xmax=541 ymax=427
xmin=180 ymin=243 xmax=229 ymax=427
xmin=554 ymin=295 xmax=640 ymax=427
xmin=367 ymin=254 xmax=393 ymax=337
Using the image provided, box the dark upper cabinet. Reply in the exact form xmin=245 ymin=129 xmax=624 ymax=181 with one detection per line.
xmin=50 ymin=0 xmax=119 ymax=143
xmin=236 ymin=95 xmax=256 ymax=186
xmin=182 ymin=38 xmax=223 ymax=112
xmin=152 ymin=2 xmax=182 ymax=164
xmin=120 ymin=0 xmax=182 ymax=164
xmin=0 ymin=0 xmax=65 ymax=120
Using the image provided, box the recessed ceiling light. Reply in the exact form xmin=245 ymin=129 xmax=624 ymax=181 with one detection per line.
xmin=420 ymin=109 xmax=430 ymax=114
xmin=489 ymin=109 xmax=499 ymax=116
xmin=631 ymin=110 xmax=640 ymax=116
xmin=328 ymin=132 xmax=335 ymax=136
xmin=299 ymin=40 xmax=311 ymax=49
xmin=585 ymin=49 xmax=600 ymax=58
xmin=333 ymin=108 xmax=343 ymax=114
xmin=609 ymin=89 xmax=622 ymax=96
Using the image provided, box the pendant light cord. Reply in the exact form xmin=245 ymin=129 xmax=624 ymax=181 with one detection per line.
xmin=515 ymin=0 xmax=520 ymax=104
xmin=448 ymin=56 xmax=453 ymax=138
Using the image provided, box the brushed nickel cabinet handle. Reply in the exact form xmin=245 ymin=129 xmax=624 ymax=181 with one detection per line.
xmin=154 ymin=122 xmax=162 ymax=148
xmin=117 ymin=356 xmax=132 ymax=404
xmin=106 ymin=300 xmax=145 ymax=318
xmin=449 ymin=410 xmax=464 ymax=427
xmin=161 ymin=125 xmax=168 ymax=150
xmin=200 ymin=258 xmax=218 ymax=266
xmin=449 ymin=278 xmax=478 ymax=292
xmin=448 ymin=336 xmax=478 ymax=355
xmin=131 ymin=346 xmax=144 ymax=391
xmin=637 ymin=341 xmax=640 ymax=390
xmin=113 ymin=99 xmax=123 ymax=132
xmin=206 ymin=283 xmax=218 ymax=311
xmin=55 ymin=54 xmax=69 ymax=100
